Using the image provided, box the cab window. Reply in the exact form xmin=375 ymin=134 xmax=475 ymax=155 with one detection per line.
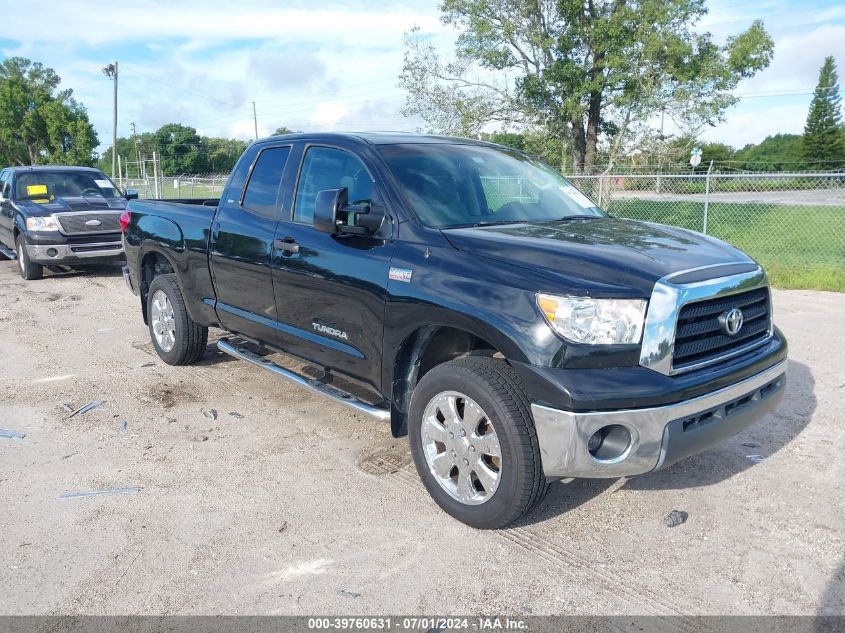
xmin=294 ymin=147 xmax=372 ymax=224
xmin=241 ymin=146 xmax=291 ymax=218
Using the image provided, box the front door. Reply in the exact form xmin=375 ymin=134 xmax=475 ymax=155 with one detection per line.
xmin=270 ymin=144 xmax=395 ymax=390
xmin=209 ymin=144 xmax=292 ymax=345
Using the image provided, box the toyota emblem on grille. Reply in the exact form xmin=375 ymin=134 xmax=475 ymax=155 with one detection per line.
xmin=719 ymin=308 xmax=744 ymax=336
xmin=85 ymin=219 xmax=102 ymax=227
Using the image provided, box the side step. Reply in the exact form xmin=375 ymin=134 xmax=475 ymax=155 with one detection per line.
xmin=0 ymin=243 xmax=16 ymax=260
xmin=217 ymin=339 xmax=391 ymax=422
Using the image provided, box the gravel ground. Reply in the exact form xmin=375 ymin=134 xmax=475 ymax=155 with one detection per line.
xmin=0 ymin=259 xmax=842 ymax=618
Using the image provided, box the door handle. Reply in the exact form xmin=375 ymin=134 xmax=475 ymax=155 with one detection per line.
xmin=273 ymin=237 xmax=300 ymax=255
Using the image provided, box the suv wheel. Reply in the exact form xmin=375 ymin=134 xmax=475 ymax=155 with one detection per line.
xmin=147 ymin=273 xmax=208 ymax=365
xmin=408 ymin=356 xmax=548 ymax=529
xmin=15 ymin=235 xmax=43 ymax=280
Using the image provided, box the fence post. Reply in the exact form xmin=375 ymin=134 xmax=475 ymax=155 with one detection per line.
xmin=597 ymin=173 xmax=604 ymax=208
xmin=703 ymin=160 xmax=713 ymax=234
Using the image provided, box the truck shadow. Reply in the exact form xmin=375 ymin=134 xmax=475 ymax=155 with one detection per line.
xmin=622 ymin=359 xmax=815 ymax=491
xmin=520 ymin=359 xmax=815 ymax=526
xmin=819 ymin=557 xmax=844 ymax=620
xmin=43 ymin=263 xmax=125 ymax=279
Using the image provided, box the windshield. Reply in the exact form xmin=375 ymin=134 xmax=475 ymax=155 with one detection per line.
xmin=14 ymin=171 xmax=122 ymax=203
xmin=379 ymin=143 xmax=606 ymax=228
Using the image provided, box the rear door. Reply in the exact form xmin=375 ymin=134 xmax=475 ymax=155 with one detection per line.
xmin=209 ymin=143 xmax=292 ymax=345
xmin=269 ymin=143 xmax=395 ymax=390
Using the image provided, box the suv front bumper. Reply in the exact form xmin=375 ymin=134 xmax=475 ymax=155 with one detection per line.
xmin=531 ymin=359 xmax=786 ymax=479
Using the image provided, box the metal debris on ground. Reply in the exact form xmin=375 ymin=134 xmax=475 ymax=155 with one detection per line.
xmin=277 ymin=521 xmax=288 ymax=533
xmin=746 ymin=454 xmax=766 ymax=463
xmin=202 ymin=409 xmax=218 ymax=420
xmin=664 ymin=510 xmax=688 ymax=527
xmin=0 ymin=428 xmax=26 ymax=439
xmin=60 ymin=403 xmax=73 ymax=413
xmin=62 ymin=452 xmax=79 ymax=460
xmin=119 ymin=420 xmax=128 ymax=432
xmin=140 ymin=362 xmax=156 ymax=367
xmin=66 ymin=400 xmax=104 ymax=418
xmin=741 ymin=442 xmax=760 ymax=449
xmin=59 ymin=487 xmax=141 ymax=499
xmin=338 ymin=590 xmax=361 ymax=599
xmin=228 ymin=411 xmax=244 ymax=419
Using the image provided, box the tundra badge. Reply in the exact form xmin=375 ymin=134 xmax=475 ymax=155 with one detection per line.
xmin=312 ymin=321 xmax=349 ymax=340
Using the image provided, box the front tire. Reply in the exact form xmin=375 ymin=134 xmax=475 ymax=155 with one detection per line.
xmin=15 ymin=236 xmax=43 ymax=280
xmin=408 ymin=357 xmax=548 ymax=529
xmin=147 ymin=274 xmax=208 ymax=365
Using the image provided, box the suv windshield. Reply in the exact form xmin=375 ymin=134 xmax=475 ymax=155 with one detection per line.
xmin=15 ymin=171 xmax=121 ymax=203
xmin=379 ymin=143 xmax=606 ymax=228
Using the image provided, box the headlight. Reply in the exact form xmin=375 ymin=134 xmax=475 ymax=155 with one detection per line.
xmin=537 ymin=293 xmax=647 ymax=345
xmin=26 ymin=216 xmax=60 ymax=231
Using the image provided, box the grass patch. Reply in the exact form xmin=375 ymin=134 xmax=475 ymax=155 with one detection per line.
xmin=608 ymin=200 xmax=845 ymax=292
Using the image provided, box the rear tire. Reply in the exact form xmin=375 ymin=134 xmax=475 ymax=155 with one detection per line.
xmin=408 ymin=356 xmax=548 ymax=529
xmin=147 ymin=274 xmax=208 ymax=365
xmin=15 ymin=235 xmax=43 ymax=280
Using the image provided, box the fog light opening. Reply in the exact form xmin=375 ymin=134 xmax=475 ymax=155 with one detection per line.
xmin=47 ymin=248 xmax=58 ymax=257
xmin=588 ymin=425 xmax=632 ymax=462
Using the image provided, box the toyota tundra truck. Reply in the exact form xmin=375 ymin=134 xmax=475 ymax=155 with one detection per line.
xmin=121 ymin=133 xmax=787 ymax=529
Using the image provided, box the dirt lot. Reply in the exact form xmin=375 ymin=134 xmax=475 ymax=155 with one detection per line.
xmin=0 ymin=259 xmax=842 ymax=618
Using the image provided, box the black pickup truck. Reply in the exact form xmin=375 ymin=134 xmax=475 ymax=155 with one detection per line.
xmin=122 ymin=133 xmax=787 ymax=528
xmin=0 ymin=165 xmax=138 ymax=280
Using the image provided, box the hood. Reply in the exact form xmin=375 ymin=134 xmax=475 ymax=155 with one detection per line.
xmin=17 ymin=195 xmax=127 ymax=216
xmin=442 ymin=217 xmax=754 ymax=296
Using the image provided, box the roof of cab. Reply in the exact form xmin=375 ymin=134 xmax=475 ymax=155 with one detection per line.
xmin=254 ymin=131 xmax=499 ymax=148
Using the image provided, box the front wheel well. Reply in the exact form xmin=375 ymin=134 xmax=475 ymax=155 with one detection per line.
xmin=390 ymin=325 xmax=504 ymax=437
xmin=139 ymin=251 xmax=176 ymax=324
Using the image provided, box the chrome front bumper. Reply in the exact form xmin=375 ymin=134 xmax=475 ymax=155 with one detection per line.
xmin=26 ymin=241 xmax=124 ymax=262
xmin=531 ymin=360 xmax=787 ymax=479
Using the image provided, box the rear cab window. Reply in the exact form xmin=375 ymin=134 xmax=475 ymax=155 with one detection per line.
xmin=241 ymin=146 xmax=291 ymax=218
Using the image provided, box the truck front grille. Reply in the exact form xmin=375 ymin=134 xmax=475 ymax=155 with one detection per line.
xmin=672 ymin=288 xmax=771 ymax=371
xmin=56 ymin=212 xmax=122 ymax=235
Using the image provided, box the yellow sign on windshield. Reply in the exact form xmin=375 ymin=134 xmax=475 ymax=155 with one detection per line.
xmin=26 ymin=184 xmax=51 ymax=203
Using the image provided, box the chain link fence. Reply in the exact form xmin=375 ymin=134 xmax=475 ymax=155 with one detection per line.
xmin=567 ymin=172 xmax=845 ymax=291
xmin=126 ymin=174 xmax=230 ymax=200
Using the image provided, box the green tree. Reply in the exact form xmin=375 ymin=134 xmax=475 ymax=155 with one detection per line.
xmin=0 ymin=57 xmax=98 ymax=166
xmin=802 ymin=56 xmax=843 ymax=169
xmin=735 ymin=134 xmax=805 ymax=171
xmin=154 ymin=123 xmax=207 ymax=175
xmin=273 ymin=126 xmax=297 ymax=135
xmin=401 ymin=1 xmax=774 ymax=173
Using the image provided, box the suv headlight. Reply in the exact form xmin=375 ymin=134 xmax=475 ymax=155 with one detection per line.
xmin=26 ymin=216 xmax=60 ymax=231
xmin=537 ymin=293 xmax=647 ymax=345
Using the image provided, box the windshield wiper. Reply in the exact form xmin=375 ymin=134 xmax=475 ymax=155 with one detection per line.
xmin=17 ymin=193 xmax=53 ymax=201
xmin=537 ymin=215 xmax=604 ymax=223
xmin=471 ymin=219 xmax=525 ymax=227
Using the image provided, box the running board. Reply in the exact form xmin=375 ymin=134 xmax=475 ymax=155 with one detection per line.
xmin=217 ymin=339 xmax=391 ymax=422
xmin=0 ymin=243 xmax=16 ymax=260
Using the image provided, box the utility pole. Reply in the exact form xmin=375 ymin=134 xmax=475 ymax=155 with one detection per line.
xmin=102 ymin=62 xmax=118 ymax=178
xmin=252 ymin=101 xmax=258 ymax=139
xmin=131 ymin=121 xmax=141 ymax=179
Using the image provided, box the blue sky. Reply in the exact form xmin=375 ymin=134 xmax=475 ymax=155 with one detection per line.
xmin=1 ymin=0 xmax=843 ymax=156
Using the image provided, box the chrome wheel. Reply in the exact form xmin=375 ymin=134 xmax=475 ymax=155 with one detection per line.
xmin=421 ymin=391 xmax=502 ymax=506
xmin=150 ymin=289 xmax=176 ymax=352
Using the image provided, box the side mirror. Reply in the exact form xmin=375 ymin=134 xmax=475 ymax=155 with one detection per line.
xmin=314 ymin=187 xmax=384 ymax=236
xmin=125 ymin=189 xmax=139 ymax=200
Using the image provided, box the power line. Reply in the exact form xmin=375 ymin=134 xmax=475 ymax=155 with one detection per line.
xmin=121 ymin=64 xmax=246 ymax=109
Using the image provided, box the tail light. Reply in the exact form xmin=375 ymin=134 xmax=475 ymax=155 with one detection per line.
xmin=119 ymin=210 xmax=131 ymax=233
